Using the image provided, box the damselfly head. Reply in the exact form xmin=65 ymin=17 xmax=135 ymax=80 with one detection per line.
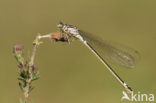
xmin=57 ymin=22 xmax=64 ymax=28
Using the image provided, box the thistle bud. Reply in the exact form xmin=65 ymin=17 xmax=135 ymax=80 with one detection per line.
xmin=13 ymin=44 xmax=24 ymax=55
xmin=13 ymin=44 xmax=24 ymax=64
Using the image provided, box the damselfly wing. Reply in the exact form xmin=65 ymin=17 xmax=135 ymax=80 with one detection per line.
xmin=78 ymin=30 xmax=140 ymax=68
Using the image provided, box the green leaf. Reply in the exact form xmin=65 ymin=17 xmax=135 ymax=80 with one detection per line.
xmin=36 ymin=71 xmax=40 ymax=75
xmin=19 ymin=82 xmax=25 ymax=92
xmin=25 ymin=70 xmax=30 ymax=79
xmin=20 ymin=71 xmax=26 ymax=79
xmin=31 ymin=71 xmax=40 ymax=81
xmin=14 ymin=54 xmax=24 ymax=64
xmin=18 ymin=69 xmax=22 ymax=75
xmin=29 ymin=86 xmax=35 ymax=93
xmin=32 ymin=76 xmax=40 ymax=81
xmin=18 ymin=77 xmax=25 ymax=82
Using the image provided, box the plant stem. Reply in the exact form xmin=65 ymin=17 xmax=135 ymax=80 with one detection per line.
xmin=23 ymin=34 xmax=52 ymax=103
xmin=30 ymin=34 xmax=40 ymax=66
xmin=24 ymin=78 xmax=31 ymax=103
xmin=23 ymin=35 xmax=41 ymax=103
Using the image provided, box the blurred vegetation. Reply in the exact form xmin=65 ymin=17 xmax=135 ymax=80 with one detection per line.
xmin=0 ymin=0 xmax=156 ymax=103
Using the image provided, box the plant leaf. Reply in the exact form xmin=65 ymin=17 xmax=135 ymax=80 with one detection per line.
xmin=29 ymin=86 xmax=35 ymax=93
xmin=19 ymin=82 xmax=25 ymax=92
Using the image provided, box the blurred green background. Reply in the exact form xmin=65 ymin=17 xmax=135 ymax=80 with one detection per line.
xmin=0 ymin=0 xmax=156 ymax=103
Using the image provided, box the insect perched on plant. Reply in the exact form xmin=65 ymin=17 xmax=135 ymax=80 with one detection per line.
xmin=56 ymin=21 xmax=140 ymax=94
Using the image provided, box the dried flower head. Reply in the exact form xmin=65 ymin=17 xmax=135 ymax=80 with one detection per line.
xmin=13 ymin=44 xmax=24 ymax=55
xmin=51 ymin=32 xmax=69 ymax=42
xmin=13 ymin=44 xmax=24 ymax=64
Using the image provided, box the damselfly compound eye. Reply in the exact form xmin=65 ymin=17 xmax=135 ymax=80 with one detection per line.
xmin=57 ymin=22 xmax=64 ymax=28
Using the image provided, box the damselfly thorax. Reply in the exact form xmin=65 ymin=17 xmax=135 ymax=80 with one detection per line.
xmin=61 ymin=24 xmax=79 ymax=37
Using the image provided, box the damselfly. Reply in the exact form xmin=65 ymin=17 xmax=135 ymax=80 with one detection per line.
xmin=57 ymin=22 xmax=139 ymax=93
